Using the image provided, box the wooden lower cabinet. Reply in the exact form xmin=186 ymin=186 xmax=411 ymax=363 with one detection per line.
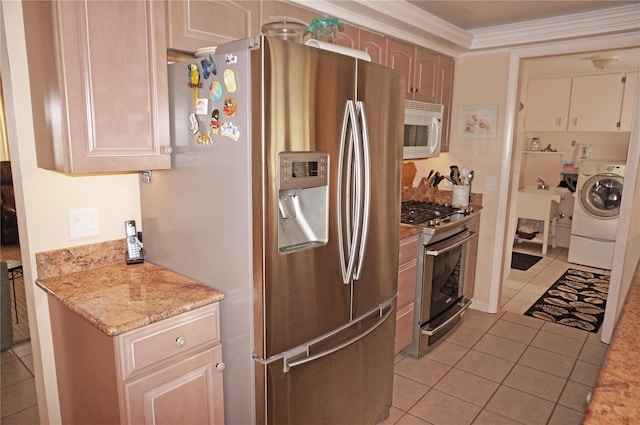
xmin=48 ymin=298 xmax=224 ymax=424
xmin=395 ymin=234 xmax=419 ymax=354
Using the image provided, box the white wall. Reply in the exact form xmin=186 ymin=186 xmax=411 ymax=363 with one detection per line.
xmin=410 ymin=52 xmax=512 ymax=311
xmin=1 ymin=3 xmax=141 ymax=423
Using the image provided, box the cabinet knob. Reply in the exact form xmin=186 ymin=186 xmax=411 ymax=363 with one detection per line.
xmin=175 ymin=336 xmax=186 ymax=347
xmin=162 ymin=145 xmax=174 ymax=155
xmin=215 ymin=362 xmax=226 ymax=373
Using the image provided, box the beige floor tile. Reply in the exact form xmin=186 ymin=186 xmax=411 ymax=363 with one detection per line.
xmin=518 ymin=346 xmax=576 ymax=378
xmin=512 ymin=291 xmax=542 ymax=304
xmin=501 ymin=298 xmax=532 ymax=314
xmin=558 ymin=381 xmax=592 ymax=412
xmin=1 ymin=349 xmax=18 ymax=364
xmin=409 ymin=389 xmax=481 ymax=425
xmin=530 ymin=331 xmax=584 ymax=358
xmin=395 ymin=413 xmax=433 ymax=425
xmin=488 ymin=320 xmax=538 ymax=345
xmin=506 ymin=270 xmax=534 ymax=283
xmin=434 ymin=368 xmax=499 ymax=407
xmin=392 ymin=374 xmax=430 ymax=412
xmin=377 ymin=406 xmax=406 ymax=425
xmin=0 ymin=405 xmax=40 ymax=425
xmin=503 ymin=279 xmax=526 ymax=291
xmin=394 ymin=357 xmax=451 ymax=388
xmin=485 ymin=386 xmax=555 ymax=425
xmin=395 ymin=352 xmax=409 ymax=364
xmin=499 ymin=311 xmax=544 ymax=329
xmin=547 ymin=405 xmax=584 ymax=425
xmin=586 ymin=331 xmax=607 ymax=345
xmin=461 ymin=310 xmax=503 ymax=333
xmin=500 ymin=287 xmax=519 ymax=299
xmin=569 ymin=360 xmax=601 ymax=387
xmin=456 ymin=349 xmax=515 ymax=383
xmin=473 ymin=334 xmax=527 ymax=362
xmin=540 ymin=321 xmax=589 ymax=342
xmin=0 ymin=378 xmax=37 ymax=418
xmin=471 ymin=409 xmax=523 ymax=425
xmin=519 ymin=283 xmax=548 ymax=295
xmin=424 ymin=341 xmax=468 ymax=366
xmin=10 ymin=342 xmax=32 ymax=358
xmin=578 ymin=343 xmax=608 ymax=365
xmin=499 ymin=297 xmax=509 ymax=308
xmin=0 ymin=359 xmax=33 ymax=388
xmin=503 ymin=364 xmax=567 ymax=402
xmin=443 ymin=325 xmax=484 ymax=348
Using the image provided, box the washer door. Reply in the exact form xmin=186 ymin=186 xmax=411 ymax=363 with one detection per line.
xmin=579 ymin=173 xmax=624 ymax=219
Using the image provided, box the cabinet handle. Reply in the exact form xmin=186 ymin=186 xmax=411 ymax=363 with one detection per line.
xmin=215 ymin=362 xmax=226 ymax=373
xmin=572 ymin=117 xmax=578 ymax=126
xmin=162 ymin=145 xmax=174 ymax=155
xmin=556 ymin=117 xmax=561 ymax=126
xmin=175 ymin=336 xmax=186 ymax=347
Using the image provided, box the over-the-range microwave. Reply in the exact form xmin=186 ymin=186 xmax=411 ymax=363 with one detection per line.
xmin=403 ymin=100 xmax=444 ymax=159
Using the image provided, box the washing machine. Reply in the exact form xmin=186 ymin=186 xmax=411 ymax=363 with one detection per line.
xmin=568 ymin=161 xmax=625 ymax=270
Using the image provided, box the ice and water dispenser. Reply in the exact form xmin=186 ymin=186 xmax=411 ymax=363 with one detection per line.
xmin=277 ymin=152 xmax=329 ymax=253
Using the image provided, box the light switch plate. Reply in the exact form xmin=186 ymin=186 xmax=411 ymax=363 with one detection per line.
xmin=68 ymin=208 xmax=99 ymax=239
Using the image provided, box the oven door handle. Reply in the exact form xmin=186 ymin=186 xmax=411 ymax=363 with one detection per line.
xmin=421 ymin=298 xmax=471 ymax=336
xmin=425 ymin=231 xmax=477 ymax=256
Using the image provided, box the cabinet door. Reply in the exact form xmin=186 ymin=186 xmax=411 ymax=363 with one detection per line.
xmin=359 ymin=29 xmax=386 ymax=66
xmin=387 ymin=39 xmax=415 ymax=100
xmin=333 ymin=23 xmax=359 ymax=49
xmin=26 ymin=0 xmax=171 ymax=173
xmin=413 ymin=48 xmax=439 ymax=103
xmin=568 ymin=73 xmax=625 ymax=132
xmin=124 ymin=345 xmax=224 ymax=425
xmin=524 ymin=77 xmax=571 ymax=131
xmin=166 ymin=0 xmax=260 ymax=53
xmin=619 ymin=71 xmax=638 ymax=132
xmin=438 ymin=56 xmax=455 ymax=152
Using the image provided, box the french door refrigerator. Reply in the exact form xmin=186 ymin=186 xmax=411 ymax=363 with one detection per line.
xmin=140 ymin=36 xmax=405 ymax=424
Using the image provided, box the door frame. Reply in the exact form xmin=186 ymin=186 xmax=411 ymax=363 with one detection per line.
xmin=489 ymin=32 xmax=640 ymax=344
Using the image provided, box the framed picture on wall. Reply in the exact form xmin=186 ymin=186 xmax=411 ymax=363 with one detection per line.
xmin=458 ymin=104 xmax=498 ymax=138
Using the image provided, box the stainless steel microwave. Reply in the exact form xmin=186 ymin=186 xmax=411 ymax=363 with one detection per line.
xmin=403 ymin=100 xmax=444 ymax=159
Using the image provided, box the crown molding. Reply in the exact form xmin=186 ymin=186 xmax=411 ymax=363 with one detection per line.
xmin=289 ymin=1 xmax=640 ymax=56
xmin=469 ymin=4 xmax=640 ymax=50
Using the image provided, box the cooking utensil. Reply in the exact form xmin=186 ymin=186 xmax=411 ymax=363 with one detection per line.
xmin=432 ymin=172 xmax=440 ymax=187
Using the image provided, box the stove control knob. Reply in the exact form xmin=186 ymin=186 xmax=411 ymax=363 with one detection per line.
xmin=429 ymin=219 xmax=440 ymax=226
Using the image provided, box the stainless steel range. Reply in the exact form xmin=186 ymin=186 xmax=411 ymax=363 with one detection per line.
xmin=401 ymin=200 xmax=477 ymax=357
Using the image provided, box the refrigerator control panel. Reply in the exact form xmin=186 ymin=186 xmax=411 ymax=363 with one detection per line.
xmin=278 ymin=152 xmax=329 ymax=190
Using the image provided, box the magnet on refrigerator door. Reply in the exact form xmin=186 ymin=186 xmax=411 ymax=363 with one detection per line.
xmin=197 ymin=132 xmax=213 ymax=145
xmin=189 ymin=113 xmax=199 ymax=135
xmin=220 ymin=122 xmax=240 ymax=141
xmin=224 ymin=53 xmax=237 ymax=64
xmin=210 ymin=109 xmax=220 ymax=134
xmin=223 ymin=97 xmax=238 ymax=117
xmin=200 ymin=54 xmax=217 ymax=79
xmin=224 ymin=68 xmax=237 ymax=92
xmin=210 ymin=81 xmax=223 ymax=101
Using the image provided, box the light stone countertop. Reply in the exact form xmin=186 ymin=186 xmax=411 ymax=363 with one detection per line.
xmin=583 ymin=261 xmax=640 ymax=424
xmin=35 ymin=240 xmax=224 ymax=336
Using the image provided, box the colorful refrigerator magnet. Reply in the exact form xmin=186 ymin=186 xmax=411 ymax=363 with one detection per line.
xmin=200 ymin=54 xmax=217 ymax=79
xmin=189 ymin=113 xmax=199 ymax=135
xmin=187 ymin=63 xmax=202 ymax=108
xmin=197 ymin=132 xmax=213 ymax=145
xmin=225 ymin=54 xmax=237 ymax=64
xmin=195 ymin=98 xmax=208 ymax=115
xmin=220 ymin=122 xmax=240 ymax=141
xmin=223 ymin=97 xmax=237 ymax=117
xmin=210 ymin=81 xmax=222 ymax=102
xmin=210 ymin=109 xmax=220 ymax=134
xmin=223 ymin=69 xmax=237 ymax=93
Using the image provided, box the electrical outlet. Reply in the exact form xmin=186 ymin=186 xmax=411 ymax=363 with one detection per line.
xmin=572 ymin=140 xmax=576 ymax=146
xmin=68 ymin=208 xmax=99 ymax=238
xmin=486 ymin=176 xmax=497 ymax=191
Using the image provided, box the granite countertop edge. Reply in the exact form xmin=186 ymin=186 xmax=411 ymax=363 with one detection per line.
xmin=36 ymin=261 xmax=224 ymax=337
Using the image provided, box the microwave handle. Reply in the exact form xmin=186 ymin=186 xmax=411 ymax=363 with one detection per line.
xmin=428 ymin=116 xmax=441 ymax=151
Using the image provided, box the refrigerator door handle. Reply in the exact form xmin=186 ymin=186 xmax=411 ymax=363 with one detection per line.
xmin=353 ymin=101 xmax=371 ymax=280
xmin=283 ymin=302 xmax=394 ymax=373
xmin=338 ymin=100 xmax=364 ymax=284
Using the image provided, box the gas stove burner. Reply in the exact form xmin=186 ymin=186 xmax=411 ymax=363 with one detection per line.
xmin=401 ymin=200 xmax=461 ymax=225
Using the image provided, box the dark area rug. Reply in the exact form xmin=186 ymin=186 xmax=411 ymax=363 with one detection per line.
xmin=511 ymin=252 xmax=543 ymax=271
xmin=524 ymin=269 xmax=609 ymax=333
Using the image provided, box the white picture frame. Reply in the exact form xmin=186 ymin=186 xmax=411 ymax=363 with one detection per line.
xmin=458 ymin=104 xmax=498 ymax=138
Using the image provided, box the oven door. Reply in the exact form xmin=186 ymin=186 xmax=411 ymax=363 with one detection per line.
xmin=406 ymin=229 xmax=476 ymax=357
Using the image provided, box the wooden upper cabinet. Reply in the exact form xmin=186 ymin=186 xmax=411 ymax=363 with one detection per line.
xmin=333 ymin=23 xmax=359 ymax=49
xmin=359 ymin=30 xmax=387 ymax=66
xmin=166 ymin=0 xmax=260 ymax=53
xmin=414 ymin=48 xmax=439 ymax=103
xmin=387 ymin=39 xmax=415 ymax=99
xmin=23 ymin=0 xmax=171 ymax=173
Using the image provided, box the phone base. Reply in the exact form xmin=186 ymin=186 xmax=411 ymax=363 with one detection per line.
xmin=126 ymin=253 xmax=144 ymax=265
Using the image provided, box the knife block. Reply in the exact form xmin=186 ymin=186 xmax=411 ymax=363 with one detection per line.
xmin=413 ymin=177 xmax=437 ymax=202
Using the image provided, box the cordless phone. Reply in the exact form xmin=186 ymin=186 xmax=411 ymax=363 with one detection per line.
xmin=125 ymin=220 xmax=144 ymax=264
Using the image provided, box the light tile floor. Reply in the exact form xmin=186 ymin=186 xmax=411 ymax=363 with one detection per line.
xmin=380 ymin=243 xmax=610 ymax=425
xmin=1 ymin=341 xmax=39 ymax=424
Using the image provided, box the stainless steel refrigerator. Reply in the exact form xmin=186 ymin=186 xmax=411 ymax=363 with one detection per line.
xmin=140 ymin=36 xmax=405 ymax=424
